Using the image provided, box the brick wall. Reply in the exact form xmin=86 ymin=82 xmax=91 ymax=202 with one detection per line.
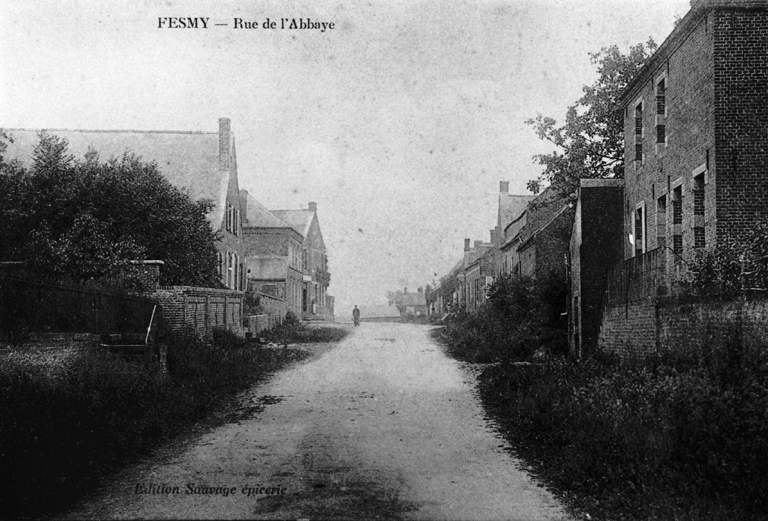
xmin=598 ymin=300 xmax=659 ymax=360
xmin=570 ymin=181 xmax=625 ymax=357
xmin=601 ymin=294 xmax=768 ymax=361
xmin=622 ymin=9 xmax=715 ymax=269
xmin=714 ymin=7 xmax=768 ymax=242
xmin=152 ymin=286 xmax=244 ymax=340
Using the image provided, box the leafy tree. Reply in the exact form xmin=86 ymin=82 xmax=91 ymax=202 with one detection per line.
xmin=526 ymin=40 xmax=658 ymax=199
xmin=0 ymin=131 xmax=221 ymax=287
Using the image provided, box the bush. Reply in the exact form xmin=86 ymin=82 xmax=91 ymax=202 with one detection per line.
xmin=434 ymin=271 xmax=567 ymax=363
xmin=479 ymin=347 xmax=768 ymax=520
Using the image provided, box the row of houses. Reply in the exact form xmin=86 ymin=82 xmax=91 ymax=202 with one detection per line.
xmin=427 ymin=182 xmax=573 ymax=317
xmin=3 ymin=118 xmax=334 ymax=330
xmin=428 ymin=0 xmax=768 ymax=360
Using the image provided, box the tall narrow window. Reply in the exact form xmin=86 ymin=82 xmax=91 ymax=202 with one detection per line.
xmin=672 ymin=186 xmax=683 ymax=224
xmin=657 ymin=195 xmax=667 ymax=249
xmin=673 ymin=234 xmax=683 ymax=256
xmin=694 ymin=227 xmax=705 ymax=249
xmin=693 ymin=175 xmax=705 ymax=216
xmin=634 ymin=204 xmax=646 ymax=257
xmin=656 ymin=79 xmax=666 ymax=115
xmin=634 ymin=101 xmax=643 ymax=162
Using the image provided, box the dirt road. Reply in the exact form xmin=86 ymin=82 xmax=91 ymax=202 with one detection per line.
xmin=66 ymin=323 xmax=571 ymax=520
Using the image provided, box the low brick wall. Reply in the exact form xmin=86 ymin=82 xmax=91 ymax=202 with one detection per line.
xmin=152 ymin=286 xmax=244 ymax=340
xmin=599 ymin=294 xmax=768 ymax=360
xmin=258 ymin=292 xmax=286 ymax=328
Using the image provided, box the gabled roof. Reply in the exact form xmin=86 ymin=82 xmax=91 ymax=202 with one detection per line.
xmin=400 ymin=292 xmax=427 ymax=306
xmin=271 ymin=209 xmax=314 ymax=238
xmin=243 ymin=193 xmax=296 ymax=230
xmin=498 ymin=193 xmax=534 ymax=230
xmin=2 ymin=127 xmax=231 ymax=227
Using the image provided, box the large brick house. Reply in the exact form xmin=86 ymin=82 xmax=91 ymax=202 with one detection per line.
xmin=241 ymin=191 xmax=305 ymax=315
xmin=271 ymin=203 xmax=332 ymax=320
xmin=593 ymin=0 xmax=768 ymax=358
xmin=3 ymin=118 xmax=247 ymax=290
xmin=621 ymin=0 xmax=768 ymax=277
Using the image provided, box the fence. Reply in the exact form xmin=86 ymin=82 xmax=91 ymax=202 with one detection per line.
xmin=0 ymin=276 xmax=157 ymax=342
xmin=602 ymin=247 xmax=667 ymax=306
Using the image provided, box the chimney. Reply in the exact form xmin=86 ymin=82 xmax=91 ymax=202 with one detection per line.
xmin=499 ymin=181 xmax=509 ymax=193
xmin=308 ymin=201 xmax=317 ymax=213
xmin=404 ymin=287 xmax=407 ymax=294
xmin=464 ymin=238 xmax=471 ymax=251
xmin=218 ymin=118 xmax=231 ymax=171
xmin=490 ymin=229 xmax=498 ymax=244
xmin=474 ymin=240 xmax=482 ymax=249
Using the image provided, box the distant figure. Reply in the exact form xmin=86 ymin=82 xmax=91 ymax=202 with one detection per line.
xmin=353 ymin=305 xmax=360 ymax=326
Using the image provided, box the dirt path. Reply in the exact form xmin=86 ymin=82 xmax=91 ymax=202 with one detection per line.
xmin=64 ymin=323 xmax=571 ymax=520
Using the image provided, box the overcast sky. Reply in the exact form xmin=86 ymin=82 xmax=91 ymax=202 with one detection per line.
xmin=1 ymin=0 xmax=690 ymax=313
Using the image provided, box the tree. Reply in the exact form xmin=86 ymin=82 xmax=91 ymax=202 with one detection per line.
xmin=526 ymin=40 xmax=657 ymax=199
xmin=0 ymin=131 xmax=221 ymax=287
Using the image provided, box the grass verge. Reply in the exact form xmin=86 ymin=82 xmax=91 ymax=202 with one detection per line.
xmin=0 ymin=329 xmax=312 ymax=519
xmin=433 ymin=329 xmax=768 ymax=520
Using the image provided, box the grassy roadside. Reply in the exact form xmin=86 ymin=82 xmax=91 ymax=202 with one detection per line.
xmin=0 ymin=325 xmax=342 ymax=519
xmin=431 ymin=327 xmax=768 ymax=521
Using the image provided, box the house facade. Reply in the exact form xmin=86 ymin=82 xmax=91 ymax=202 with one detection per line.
xmin=241 ymin=191 xmax=304 ymax=316
xmin=3 ymin=118 xmax=247 ymax=291
xmin=621 ymin=0 xmax=768 ymax=277
xmin=271 ymin=203 xmax=332 ymax=320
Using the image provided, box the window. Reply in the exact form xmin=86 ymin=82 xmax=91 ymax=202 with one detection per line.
xmin=694 ymin=227 xmax=705 ymax=249
xmin=634 ymin=203 xmax=646 ymax=257
xmin=634 ymin=100 xmax=644 ymax=162
xmin=656 ymin=78 xmax=666 ymax=116
xmin=657 ymin=196 xmax=667 ymax=249
xmin=672 ymin=186 xmax=683 ymax=224
xmin=673 ymin=234 xmax=683 ymax=256
xmin=693 ymin=175 xmax=705 ymax=216
xmin=656 ymin=124 xmax=666 ymax=144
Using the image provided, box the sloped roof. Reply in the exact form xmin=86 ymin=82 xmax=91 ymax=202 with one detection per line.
xmin=2 ymin=128 xmax=231 ymax=227
xmin=519 ymin=186 xmax=570 ymax=244
xmin=271 ymin=209 xmax=314 ymax=237
xmin=243 ymin=193 xmax=295 ymax=230
xmin=498 ymin=193 xmax=534 ymax=230
xmin=400 ymin=292 xmax=427 ymax=306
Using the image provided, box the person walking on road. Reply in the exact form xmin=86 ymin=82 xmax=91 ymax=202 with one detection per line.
xmin=353 ymin=305 xmax=360 ymax=326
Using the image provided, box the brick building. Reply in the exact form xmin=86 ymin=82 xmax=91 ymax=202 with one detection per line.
xmin=271 ymin=203 xmax=332 ymax=320
xmin=598 ymin=0 xmax=768 ymax=359
xmin=499 ymin=186 xmax=572 ymax=281
xmin=569 ymin=179 xmax=625 ymax=357
xmin=621 ymin=0 xmax=768 ymax=276
xmin=240 ymin=191 xmax=304 ymax=316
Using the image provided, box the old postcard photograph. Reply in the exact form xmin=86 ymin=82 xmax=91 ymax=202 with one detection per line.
xmin=2 ymin=0 xmax=767 ymax=519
